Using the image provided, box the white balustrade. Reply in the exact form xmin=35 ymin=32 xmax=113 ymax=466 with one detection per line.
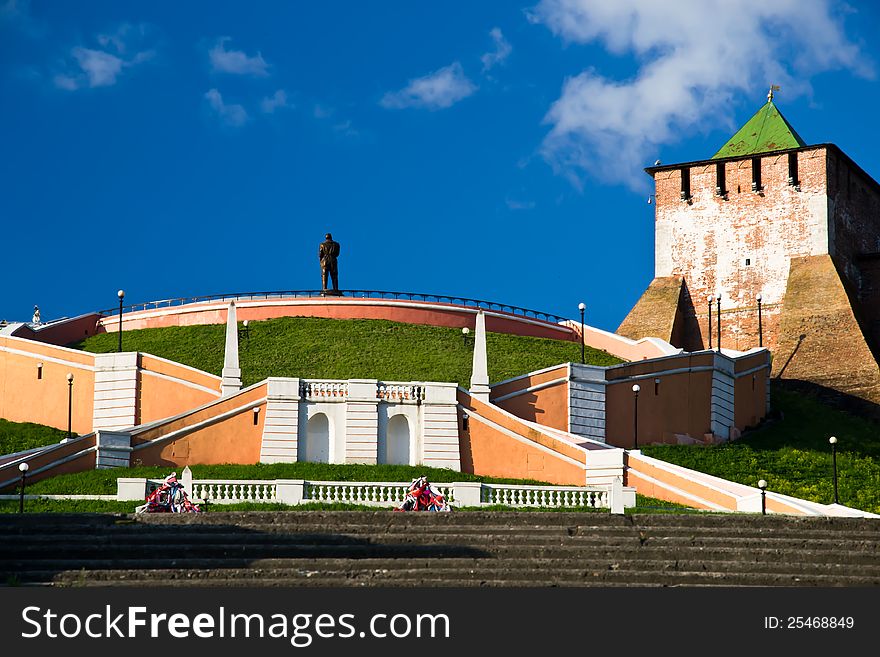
xmin=481 ymin=483 xmax=609 ymax=508
xmin=376 ymin=383 xmax=424 ymax=402
xmin=128 ymin=478 xmax=610 ymax=509
xmin=299 ymin=381 xmax=348 ymax=400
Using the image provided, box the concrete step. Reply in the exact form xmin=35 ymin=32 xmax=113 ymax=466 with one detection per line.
xmin=11 ymin=566 xmax=880 ymax=588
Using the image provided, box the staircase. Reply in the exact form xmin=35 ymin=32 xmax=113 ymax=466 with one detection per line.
xmin=2 ymin=511 xmax=879 ymax=587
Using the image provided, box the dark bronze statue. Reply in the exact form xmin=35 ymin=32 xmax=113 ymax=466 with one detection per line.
xmin=319 ymin=233 xmax=341 ymax=295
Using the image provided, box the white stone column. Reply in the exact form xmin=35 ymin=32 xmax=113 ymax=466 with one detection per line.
xmin=221 ymin=300 xmax=242 ymax=397
xmin=93 ymin=352 xmax=139 ymax=430
xmin=260 ymin=378 xmax=301 ymax=463
xmin=345 ymin=379 xmax=379 ymax=464
xmin=469 ymin=310 xmax=490 ymax=402
xmin=421 ymin=382 xmax=461 ymax=470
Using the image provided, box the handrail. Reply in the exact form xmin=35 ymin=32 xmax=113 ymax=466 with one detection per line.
xmin=96 ymin=289 xmax=571 ymax=325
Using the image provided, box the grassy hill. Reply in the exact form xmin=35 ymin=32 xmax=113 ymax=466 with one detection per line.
xmin=642 ymin=385 xmax=880 ymax=514
xmin=0 ymin=419 xmax=66 ymax=455
xmin=70 ymin=317 xmax=622 ymax=387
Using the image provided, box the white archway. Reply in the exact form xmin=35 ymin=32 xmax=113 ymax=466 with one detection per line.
xmin=379 ymin=414 xmax=411 ymax=465
xmin=300 ymin=412 xmax=331 ymax=463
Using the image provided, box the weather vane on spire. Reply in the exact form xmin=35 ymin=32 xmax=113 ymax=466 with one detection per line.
xmin=768 ymin=85 xmax=781 ymax=102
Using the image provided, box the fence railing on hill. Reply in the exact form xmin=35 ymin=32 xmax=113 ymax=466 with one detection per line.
xmin=113 ymin=473 xmax=628 ymax=511
xmin=96 ymin=289 xmax=569 ymax=325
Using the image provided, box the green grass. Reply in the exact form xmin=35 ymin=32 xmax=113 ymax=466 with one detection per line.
xmin=70 ymin=316 xmax=622 ymax=388
xmin=24 ymin=462 xmax=555 ymax=496
xmin=0 ymin=419 xmax=66 ymax=455
xmin=642 ymin=385 xmax=880 ymax=514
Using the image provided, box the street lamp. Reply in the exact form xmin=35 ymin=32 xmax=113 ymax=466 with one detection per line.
xmin=18 ymin=462 xmax=29 ymax=514
xmin=117 ymin=289 xmax=125 ymax=353
xmin=829 ymin=436 xmax=839 ymax=504
xmin=707 ymin=295 xmax=713 ymax=350
xmin=715 ymin=293 xmax=722 ymax=351
xmin=578 ymin=302 xmax=586 ymax=364
xmin=756 ymin=293 xmax=763 ymax=348
xmin=632 ymin=384 xmax=640 ymax=449
xmin=239 ymin=319 xmax=250 ymax=344
xmin=461 ymin=326 xmax=470 ymax=346
xmin=66 ymin=373 xmax=74 ymax=441
xmin=758 ymin=479 xmax=767 ymax=515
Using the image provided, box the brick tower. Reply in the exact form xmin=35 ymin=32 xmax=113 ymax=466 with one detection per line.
xmin=618 ymin=90 xmax=880 ymax=407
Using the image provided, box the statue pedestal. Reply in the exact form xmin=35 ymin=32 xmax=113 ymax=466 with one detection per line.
xmin=321 ymin=290 xmax=343 ymax=297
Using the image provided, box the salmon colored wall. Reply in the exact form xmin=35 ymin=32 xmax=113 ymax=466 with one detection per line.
xmin=491 ymin=365 xmax=569 ymax=431
xmin=0 ymin=435 xmax=97 ymax=491
xmin=493 ymin=381 xmax=569 ymax=432
xmin=11 ymin=314 xmax=102 ymax=346
xmin=626 ymin=453 xmax=738 ymax=508
xmin=138 ymin=371 xmax=219 ymax=425
xmin=625 ymin=470 xmax=716 ymax=510
xmin=490 ymin=365 xmax=568 ymax=398
xmin=133 ymin=401 xmax=266 ymax=467
xmin=605 ymin=353 xmax=716 ymax=447
xmin=94 ymin=299 xmax=576 ymax=342
xmin=132 ymin=384 xmax=267 ymax=446
xmin=0 ymin=337 xmax=95 ymax=434
xmin=139 ymin=354 xmax=222 ymax=392
xmin=458 ymin=391 xmax=586 ymax=485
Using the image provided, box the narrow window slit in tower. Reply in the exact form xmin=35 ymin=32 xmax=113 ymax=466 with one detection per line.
xmin=715 ymin=162 xmax=726 ymax=197
xmin=751 ymin=157 xmax=762 ymax=192
xmin=788 ymin=152 xmax=800 ymax=190
xmin=680 ymin=167 xmax=691 ymax=201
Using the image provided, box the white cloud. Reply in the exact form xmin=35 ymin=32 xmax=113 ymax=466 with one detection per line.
xmin=506 ymin=197 xmax=536 ymax=211
xmin=205 ymin=88 xmax=248 ymax=127
xmin=53 ymin=23 xmax=155 ymax=91
xmin=532 ymin=0 xmax=873 ymax=189
xmin=209 ymin=37 xmax=268 ymax=76
xmin=380 ymin=62 xmax=477 ymax=110
xmin=71 ymin=48 xmax=124 ymax=87
xmin=481 ymin=27 xmax=512 ymax=72
xmin=261 ymin=89 xmax=290 ymax=113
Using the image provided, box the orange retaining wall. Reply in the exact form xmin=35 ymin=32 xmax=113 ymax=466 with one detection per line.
xmin=0 ymin=336 xmax=96 ymax=434
xmin=0 ymin=434 xmax=97 ymax=491
xmin=458 ymin=390 xmax=586 ymax=485
xmin=137 ymin=354 xmax=221 ymax=424
xmin=11 ymin=313 xmax=102 ymax=346
xmin=490 ymin=365 xmax=570 ymax=432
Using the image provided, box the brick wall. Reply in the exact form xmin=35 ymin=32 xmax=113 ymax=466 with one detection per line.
xmin=650 ymin=147 xmax=829 ymax=352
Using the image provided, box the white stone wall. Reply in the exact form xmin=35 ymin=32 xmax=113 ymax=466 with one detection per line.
xmin=258 ymin=379 xmax=461 ymax=470
xmin=259 ymin=378 xmax=300 ymax=464
xmin=92 ymin=352 xmax=138 ymax=430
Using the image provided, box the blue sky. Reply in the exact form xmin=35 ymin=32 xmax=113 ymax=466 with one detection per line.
xmin=1 ymin=0 xmax=878 ymax=331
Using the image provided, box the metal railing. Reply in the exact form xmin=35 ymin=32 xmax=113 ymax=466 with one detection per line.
xmin=96 ymin=289 xmax=570 ymax=325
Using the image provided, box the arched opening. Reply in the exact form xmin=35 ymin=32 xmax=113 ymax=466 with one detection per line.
xmin=300 ymin=413 xmax=330 ymax=463
xmin=380 ymin=414 xmax=411 ymax=465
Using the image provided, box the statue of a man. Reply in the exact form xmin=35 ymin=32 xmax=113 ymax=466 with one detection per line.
xmin=318 ymin=233 xmax=341 ymax=294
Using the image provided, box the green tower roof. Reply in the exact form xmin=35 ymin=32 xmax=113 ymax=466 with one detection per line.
xmin=712 ymin=99 xmax=807 ymax=159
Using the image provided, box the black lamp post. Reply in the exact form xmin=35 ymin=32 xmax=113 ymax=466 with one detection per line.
xmin=117 ymin=289 xmax=125 ymax=353
xmin=757 ymin=293 xmax=763 ymax=348
xmin=758 ymin=479 xmax=767 ymax=515
xmin=18 ymin=462 xmax=29 ymax=514
xmin=239 ymin=319 xmax=250 ymax=344
xmin=66 ymin=373 xmax=74 ymax=441
xmin=715 ymin=293 xmax=722 ymax=351
xmin=829 ymin=436 xmax=839 ymax=504
xmin=632 ymin=384 xmax=640 ymax=449
xmin=461 ymin=327 xmax=470 ymax=346
xmin=707 ymin=295 xmax=713 ymax=350
xmin=578 ymin=302 xmax=586 ymax=364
